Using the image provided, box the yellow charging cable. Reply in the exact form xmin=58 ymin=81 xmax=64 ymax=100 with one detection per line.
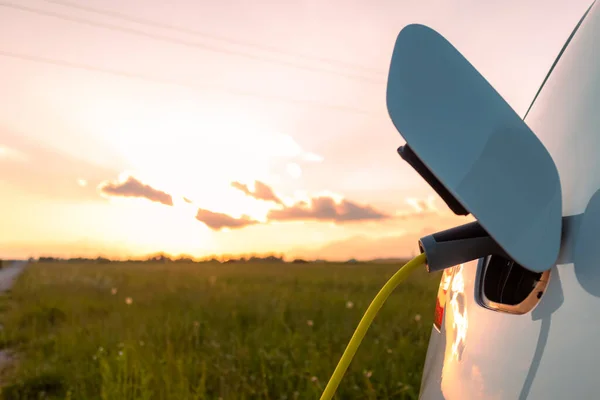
xmin=319 ymin=253 xmax=427 ymax=400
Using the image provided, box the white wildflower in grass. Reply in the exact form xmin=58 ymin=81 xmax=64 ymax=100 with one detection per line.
xmin=111 ymin=288 xmax=117 ymax=295
xmin=310 ymin=376 xmax=318 ymax=383
xmin=345 ymin=301 xmax=354 ymax=309
xmin=125 ymin=297 xmax=133 ymax=305
xmin=306 ymin=320 xmax=314 ymax=327
xmin=414 ymin=314 xmax=422 ymax=322
xmin=364 ymin=370 xmax=373 ymax=379
xmin=118 ymin=351 xmax=123 ymax=357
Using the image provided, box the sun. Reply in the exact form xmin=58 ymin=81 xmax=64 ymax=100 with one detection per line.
xmin=81 ymin=98 xmax=313 ymax=221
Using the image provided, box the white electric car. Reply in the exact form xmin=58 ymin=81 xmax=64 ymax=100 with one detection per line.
xmin=385 ymin=1 xmax=600 ymax=399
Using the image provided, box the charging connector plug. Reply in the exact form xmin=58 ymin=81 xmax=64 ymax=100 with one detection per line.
xmin=419 ymin=221 xmax=509 ymax=272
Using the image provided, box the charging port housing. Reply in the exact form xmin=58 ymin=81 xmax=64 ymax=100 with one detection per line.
xmin=475 ymin=255 xmax=550 ymax=314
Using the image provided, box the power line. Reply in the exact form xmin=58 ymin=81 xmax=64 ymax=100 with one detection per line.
xmin=41 ymin=0 xmax=385 ymax=77
xmin=0 ymin=49 xmax=379 ymax=116
xmin=0 ymin=2 xmax=385 ymax=85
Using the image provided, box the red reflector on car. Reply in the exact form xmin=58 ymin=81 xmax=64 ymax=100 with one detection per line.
xmin=433 ymin=267 xmax=454 ymax=332
xmin=434 ymin=298 xmax=444 ymax=331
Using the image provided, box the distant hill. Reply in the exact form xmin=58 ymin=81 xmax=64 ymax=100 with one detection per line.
xmin=367 ymin=258 xmax=412 ymax=264
xmin=288 ymin=233 xmax=422 ymax=262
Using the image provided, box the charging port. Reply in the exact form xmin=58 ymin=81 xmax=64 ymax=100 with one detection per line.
xmin=476 ymin=255 xmax=550 ymax=314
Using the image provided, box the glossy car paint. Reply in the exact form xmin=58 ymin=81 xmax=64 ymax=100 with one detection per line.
xmin=419 ymin=2 xmax=600 ymax=399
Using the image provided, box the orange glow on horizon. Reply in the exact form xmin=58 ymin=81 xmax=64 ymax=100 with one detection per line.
xmin=1 ymin=0 xmax=588 ymax=260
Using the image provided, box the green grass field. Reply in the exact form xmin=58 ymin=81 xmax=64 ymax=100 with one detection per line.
xmin=0 ymin=261 xmax=440 ymax=399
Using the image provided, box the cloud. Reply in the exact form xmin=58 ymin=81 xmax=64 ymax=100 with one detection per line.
xmin=265 ymin=134 xmax=323 ymax=163
xmin=286 ymin=163 xmax=302 ymax=179
xmin=195 ymin=208 xmax=259 ymax=230
xmin=268 ymin=196 xmax=390 ymax=223
xmin=395 ymin=196 xmax=445 ymax=219
xmin=99 ymin=175 xmax=174 ymax=206
xmin=0 ymin=131 xmax=121 ymax=202
xmin=302 ymin=152 xmax=324 ymax=163
xmin=231 ymin=180 xmax=283 ymax=205
xmin=0 ymin=145 xmax=28 ymax=162
xmin=406 ymin=196 xmax=438 ymax=213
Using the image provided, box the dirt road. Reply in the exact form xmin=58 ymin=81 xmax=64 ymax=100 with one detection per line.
xmin=0 ymin=261 xmax=27 ymax=292
xmin=0 ymin=261 xmax=27 ymax=382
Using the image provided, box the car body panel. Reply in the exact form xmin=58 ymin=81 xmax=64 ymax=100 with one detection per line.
xmin=419 ymin=1 xmax=600 ymax=398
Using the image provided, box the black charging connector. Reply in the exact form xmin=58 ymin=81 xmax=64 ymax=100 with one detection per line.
xmin=418 ymin=221 xmax=509 ymax=272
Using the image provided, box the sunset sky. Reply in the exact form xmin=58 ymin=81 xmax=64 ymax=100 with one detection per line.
xmin=0 ymin=0 xmax=591 ymax=260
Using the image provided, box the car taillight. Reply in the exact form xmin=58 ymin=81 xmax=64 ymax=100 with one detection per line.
xmin=433 ymin=267 xmax=454 ymax=332
xmin=433 ymin=298 xmax=444 ymax=331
